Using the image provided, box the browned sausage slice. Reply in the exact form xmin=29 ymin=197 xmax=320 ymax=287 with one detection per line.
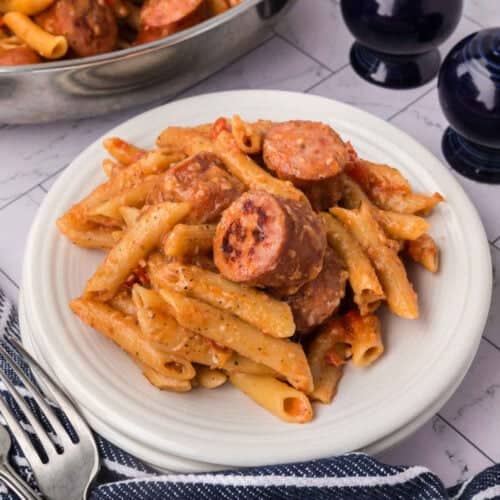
xmin=147 ymin=152 xmax=244 ymax=223
xmin=0 ymin=47 xmax=41 ymax=65
xmin=213 ymin=190 xmax=326 ymax=289
xmin=283 ymin=248 xmax=348 ymax=332
xmin=263 ymin=121 xmax=349 ymax=184
xmin=35 ymin=0 xmax=118 ymax=57
xmin=302 ymin=175 xmax=344 ymax=212
xmin=141 ymin=0 xmax=204 ymax=28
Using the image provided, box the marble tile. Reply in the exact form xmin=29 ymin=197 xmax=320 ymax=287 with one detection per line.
xmin=483 ymin=246 xmax=500 ymax=349
xmin=378 ymin=416 xmax=493 ymax=486
xmin=180 ymin=36 xmax=331 ymax=99
xmin=0 ymin=270 xmax=19 ymax=308
xmin=275 ymin=0 xmax=352 ymax=71
xmin=440 ymin=339 xmax=500 ymax=462
xmin=308 ymin=16 xmax=480 ymax=120
xmin=465 ymin=0 xmax=500 ymax=28
xmin=0 ymin=187 xmax=46 ymax=286
xmin=390 ymin=89 xmax=500 ymax=241
xmin=0 ymin=108 xmax=138 ymax=208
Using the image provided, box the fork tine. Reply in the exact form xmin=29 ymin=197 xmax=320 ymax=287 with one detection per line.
xmin=0 ymin=369 xmax=57 ymax=459
xmin=0 ymin=392 xmax=42 ymax=467
xmin=7 ymin=337 xmax=94 ymax=440
xmin=0 ymin=344 xmax=69 ymax=444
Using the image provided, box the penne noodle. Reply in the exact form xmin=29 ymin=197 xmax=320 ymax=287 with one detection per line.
xmin=88 ymin=177 xmax=158 ymax=223
xmin=151 ymin=259 xmax=295 ymax=338
xmin=342 ymin=176 xmax=429 ymax=241
xmin=343 ymin=310 xmax=384 ymax=367
xmin=0 ymin=0 xmax=55 ymax=15
xmin=70 ymin=298 xmax=195 ymax=381
xmin=57 ymin=212 xmax=116 ymax=249
xmin=207 ymin=0 xmax=229 ymax=15
xmin=231 ymin=114 xmax=263 ymax=154
xmin=331 ymin=204 xmax=419 ymax=319
xmin=108 ymin=290 xmax=137 ymax=317
xmin=213 ymin=131 xmax=308 ymax=203
xmin=132 ymin=285 xmax=190 ymax=350
xmin=406 ymin=233 xmax=440 ymax=273
xmin=163 ymin=224 xmax=216 ymax=257
xmin=196 ymin=366 xmax=228 ymax=389
xmin=156 ymin=287 xmax=313 ymax=393
xmin=307 ymin=318 xmax=348 ymax=404
xmin=3 ymin=12 xmax=67 ymax=59
xmin=222 ymin=354 xmax=280 ymax=378
xmin=119 ymin=206 xmax=141 ymax=228
xmin=85 ymin=202 xmax=191 ymax=300
xmin=229 ymin=373 xmax=313 ymax=424
xmin=138 ymin=362 xmax=192 ymax=392
xmin=321 ymin=213 xmax=385 ymax=315
xmin=103 ymin=137 xmax=146 ymax=165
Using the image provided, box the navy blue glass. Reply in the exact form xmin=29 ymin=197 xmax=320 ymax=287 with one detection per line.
xmin=438 ymin=28 xmax=500 ymax=183
xmin=340 ymin=0 xmax=463 ymax=89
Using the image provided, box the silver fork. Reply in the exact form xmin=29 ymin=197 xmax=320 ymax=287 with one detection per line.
xmin=0 ymin=337 xmax=99 ymax=500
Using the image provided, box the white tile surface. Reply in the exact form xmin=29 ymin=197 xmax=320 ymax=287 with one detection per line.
xmin=275 ymin=0 xmax=352 ymax=71
xmin=440 ymin=339 xmax=500 ymax=462
xmin=1 ymin=0 xmax=499 ymax=488
xmin=482 ymin=246 xmax=500 ymax=349
xmin=181 ymin=36 xmax=332 ymax=98
xmin=378 ymin=416 xmax=493 ymax=486
xmin=0 ymin=187 xmax=45 ymax=285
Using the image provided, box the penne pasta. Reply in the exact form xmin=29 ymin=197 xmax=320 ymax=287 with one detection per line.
xmin=85 ymin=202 xmax=190 ymax=300
xmin=331 ymin=204 xmax=419 ymax=319
xmin=321 ymin=213 xmax=385 ymax=315
xmin=163 ymin=224 xmax=216 ymax=257
xmin=207 ymin=0 xmax=230 ymax=15
xmin=406 ymin=233 xmax=440 ymax=273
xmin=103 ymin=138 xmax=146 ymax=165
xmin=229 ymin=373 xmax=313 ymax=424
xmin=70 ymin=298 xmax=195 ymax=381
xmin=0 ymin=0 xmax=55 ymax=16
xmin=342 ymin=176 xmax=430 ymax=241
xmin=119 ymin=206 xmax=141 ymax=228
xmin=222 ymin=354 xmax=280 ymax=378
xmin=307 ymin=318 xmax=348 ymax=404
xmin=138 ymin=361 xmax=192 ymax=392
xmin=343 ymin=310 xmax=384 ymax=367
xmin=150 ymin=259 xmax=295 ymax=338
xmin=156 ymin=287 xmax=313 ymax=393
xmin=213 ymin=131 xmax=308 ymax=203
xmin=196 ymin=366 xmax=228 ymax=389
xmin=3 ymin=12 xmax=67 ymax=59
xmin=108 ymin=290 xmax=137 ymax=317
xmin=57 ymin=212 xmax=116 ymax=249
xmin=231 ymin=114 xmax=263 ymax=154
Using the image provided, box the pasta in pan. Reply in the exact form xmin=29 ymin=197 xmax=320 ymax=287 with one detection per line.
xmin=60 ymin=115 xmax=443 ymax=423
xmin=0 ymin=0 xmax=244 ymax=65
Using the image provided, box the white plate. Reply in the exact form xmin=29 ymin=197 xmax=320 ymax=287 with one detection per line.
xmin=22 ymin=90 xmax=492 ymax=468
xmin=20 ymin=286 xmax=479 ymax=472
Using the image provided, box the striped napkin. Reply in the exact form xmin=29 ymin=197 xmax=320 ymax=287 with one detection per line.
xmin=1 ymin=288 xmax=499 ymax=500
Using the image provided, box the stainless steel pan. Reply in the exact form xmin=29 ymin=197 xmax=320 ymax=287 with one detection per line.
xmin=0 ymin=0 xmax=295 ymax=124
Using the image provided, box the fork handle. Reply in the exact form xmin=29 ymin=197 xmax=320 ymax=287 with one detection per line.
xmin=0 ymin=463 xmax=40 ymax=500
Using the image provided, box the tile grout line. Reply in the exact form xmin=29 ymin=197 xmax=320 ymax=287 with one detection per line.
xmin=482 ymin=336 xmax=500 ymax=353
xmin=159 ymin=34 xmax=277 ymax=106
xmin=463 ymin=14 xmax=486 ymax=29
xmin=38 ymin=183 xmax=48 ymax=194
xmin=387 ymin=85 xmax=437 ymax=122
xmin=436 ymin=414 xmax=495 ymax=464
xmin=274 ymin=31 xmax=342 ymax=74
xmin=0 ymin=184 xmax=43 ymax=212
xmin=305 ymin=62 xmax=350 ymax=94
xmin=0 ymin=269 xmax=19 ymax=290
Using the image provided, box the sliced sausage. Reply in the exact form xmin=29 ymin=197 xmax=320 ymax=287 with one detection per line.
xmin=213 ymin=190 xmax=326 ymax=289
xmin=263 ymin=121 xmax=349 ymax=185
xmin=35 ymin=0 xmax=118 ymax=57
xmin=302 ymin=175 xmax=344 ymax=212
xmin=137 ymin=0 xmax=207 ymax=43
xmin=0 ymin=46 xmax=41 ymax=65
xmin=147 ymin=152 xmax=244 ymax=223
xmin=283 ymin=248 xmax=348 ymax=333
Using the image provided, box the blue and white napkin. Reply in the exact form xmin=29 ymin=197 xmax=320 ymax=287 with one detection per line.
xmin=1 ymin=289 xmax=499 ymax=500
